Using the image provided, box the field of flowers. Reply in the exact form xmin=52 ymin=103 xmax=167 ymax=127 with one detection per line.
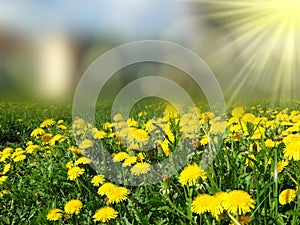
xmin=1 ymin=100 xmax=300 ymax=224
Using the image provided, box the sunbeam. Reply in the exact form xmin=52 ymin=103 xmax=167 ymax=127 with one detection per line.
xmin=199 ymin=0 xmax=300 ymax=102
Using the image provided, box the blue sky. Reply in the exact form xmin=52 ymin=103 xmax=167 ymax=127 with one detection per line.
xmin=0 ymin=0 xmax=181 ymax=39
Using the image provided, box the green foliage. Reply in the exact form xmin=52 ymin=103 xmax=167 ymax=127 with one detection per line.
xmin=0 ymin=101 xmax=300 ymax=224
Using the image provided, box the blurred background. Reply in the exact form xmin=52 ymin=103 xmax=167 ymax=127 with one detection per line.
xmin=0 ymin=0 xmax=299 ymax=104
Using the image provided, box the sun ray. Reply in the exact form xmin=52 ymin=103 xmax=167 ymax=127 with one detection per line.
xmin=199 ymin=0 xmax=300 ymax=102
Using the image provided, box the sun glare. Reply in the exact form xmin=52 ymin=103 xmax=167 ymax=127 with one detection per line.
xmin=202 ymin=0 xmax=300 ymax=101
xmin=272 ymin=0 xmax=300 ymax=19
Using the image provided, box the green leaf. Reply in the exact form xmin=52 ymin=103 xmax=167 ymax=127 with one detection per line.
xmin=173 ymin=193 xmax=178 ymax=199
xmin=285 ymin=210 xmax=300 ymax=216
xmin=1 ymin=216 xmax=10 ymax=225
xmin=155 ymin=219 xmax=168 ymax=225
xmin=157 ymin=206 xmax=177 ymax=214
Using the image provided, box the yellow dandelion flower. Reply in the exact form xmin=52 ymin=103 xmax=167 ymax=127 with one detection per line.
xmin=161 ymin=139 xmax=171 ymax=156
xmin=131 ymin=162 xmax=151 ymax=175
xmin=14 ymin=147 xmax=23 ymax=153
xmin=210 ymin=121 xmax=226 ymax=134
xmin=113 ymin=113 xmax=123 ymax=121
xmin=115 ymin=127 xmax=129 ymax=141
xmin=66 ymin=161 xmax=73 ymax=169
xmin=15 ymin=147 xmax=22 ymax=153
xmin=64 ymin=199 xmax=83 ymax=215
xmin=283 ymin=134 xmax=300 ymax=145
xmin=164 ymin=103 xmax=178 ymax=117
xmin=70 ymin=146 xmax=85 ymax=155
xmin=0 ymin=190 xmax=9 ymax=197
xmin=284 ymin=140 xmax=300 ymax=160
xmin=179 ymin=164 xmax=207 ymax=186
xmin=145 ymin=119 xmax=156 ymax=132
xmin=104 ymin=122 xmax=113 ymax=130
xmin=75 ymin=129 xmax=84 ymax=136
xmin=13 ymin=154 xmax=26 ymax=162
xmin=40 ymin=119 xmax=55 ymax=128
xmin=26 ymin=141 xmax=33 ymax=146
xmin=74 ymin=157 xmax=91 ymax=165
xmin=30 ymin=128 xmax=45 ymax=138
xmin=10 ymin=148 xmax=24 ymax=158
xmin=79 ymin=139 xmax=93 ymax=149
xmin=25 ymin=144 xmax=39 ymax=154
xmin=93 ymin=206 xmax=118 ymax=223
xmin=97 ymin=183 xmax=117 ymax=196
xmin=2 ymin=147 xmax=13 ymax=154
xmin=107 ymin=186 xmax=130 ymax=204
xmin=57 ymin=119 xmax=64 ymax=124
xmin=277 ymin=160 xmax=288 ymax=173
xmin=92 ymin=128 xmax=106 ymax=139
xmin=136 ymin=152 xmax=144 ymax=161
xmin=127 ymin=118 xmax=139 ymax=127
xmin=91 ymin=175 xmax=105 ymax=186
xmin=49 ymin=134 xmax=64 ymax=146
xmin=191 ymin=194 xmax=214 ymax=214
xmin=210 ymin=192 xmax=228 ymax=219
xmin=0 ymin=176 xmax=8 ymax=184
xmin=222 ymin=190 xmax=255 ymax=215
xmin=279 ymin=189 xmax=297 ymax=205
xmin=73 ymin=118 xmax=86 ymax=129
xmin=242 ymin=113 xmax=256 ymax=123
xmin=67 ymin=167 xmax=85 ymax=180
xmin=122 ymin=156 xmax=137 ymax=167
xmin=245 ymin=154 xmax=256 ymax=167
xmin=281 ymin=121 xmax=293 ymax=126
xmin=165 ymin=123 xmax=175 ymax=143
xmin=232 ymin=134 xmax=242 ymax=141
xmin=200 ymin=135 xmax=209 ymax=145
xmin=42 ymin=133 xmax=53 ymax=142
xmin=265 ymin=139 xmax=275 ymax=148
xmin=232 ymin=107 xmax=244 ymax=118
xmin=113 ymin=152 xmax=129 ymax=162
xmin=2 ymin=163 xmax=10 ymax=175
xmin=128 ymin=128 xmax=149 ymax=144
xmin=250 ymin=128 xmax=265 ymax=140
xmin=0 ymin=153 xmax=10 ymax=162
xmin=56 ymin=125 xmax=67 ymax=130
xmin=47 ymin=208 xmax=63 ymax=221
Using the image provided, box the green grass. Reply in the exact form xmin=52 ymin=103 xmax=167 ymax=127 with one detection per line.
xmin=0 ymin=99 xmax=300 ymax=224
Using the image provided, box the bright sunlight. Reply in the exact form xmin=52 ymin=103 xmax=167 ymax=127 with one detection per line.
xmin=202 ymin=0 xmax=300 ymax=101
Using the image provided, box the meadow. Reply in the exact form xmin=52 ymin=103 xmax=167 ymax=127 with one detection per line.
xmin=1 ymin=99 xmax=300 ymax=224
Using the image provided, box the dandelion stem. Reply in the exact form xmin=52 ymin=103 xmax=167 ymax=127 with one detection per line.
xmin=203 ymin=214 xmax=212 ymax=225
xmin=227 ymin=212 xmax=241 ymax=225
xmin=169 ymin=179 xmax=182 ymax=196
xmin=78 ymin=179 xmax=91 ymax=194
xmin=183 ymin=185 xmax=188 ymax=202
xmin=274 ymin=146 xmax=278 ymax=219
xmin=254 ymin=169 xmax=261 ymax=214
xmin=284 ymin=171 xmax=298 ymax=187
xmin=206 ymin=167 xmax=219 ymax=192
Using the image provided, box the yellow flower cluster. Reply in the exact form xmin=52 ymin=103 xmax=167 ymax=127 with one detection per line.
xmin=4 ymin=102 xmax=300 ymax=224
xmin=192 ymin=190 xmax=255 ymax=220
xmin=47 ymin=199 xmax=83 ymax=221
xmin=97 ymin=182 xmax=130 ymax=204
